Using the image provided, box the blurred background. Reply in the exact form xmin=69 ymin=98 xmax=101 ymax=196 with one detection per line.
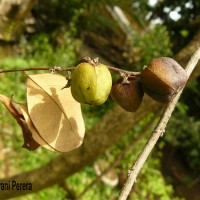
xmin=0 ymin=0 xmax=200 ymax=199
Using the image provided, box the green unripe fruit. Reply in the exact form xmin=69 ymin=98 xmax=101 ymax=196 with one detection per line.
xmin=70 ymin=62 xmax=112 ymax=105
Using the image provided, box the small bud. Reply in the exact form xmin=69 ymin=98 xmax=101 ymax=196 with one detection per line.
xmin=141 ymin=57 xmax=187 ymax=103
xmin=110 ymin=77 xmax=144 ymax=112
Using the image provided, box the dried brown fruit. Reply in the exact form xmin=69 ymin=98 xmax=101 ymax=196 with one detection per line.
xmin=141 ymin=57 xmax=187 ymax=103
xmin=110 ymin=77 xmax=144 ymax=112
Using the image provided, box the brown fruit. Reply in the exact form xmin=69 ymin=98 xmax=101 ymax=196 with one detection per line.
xmin=110 ymin=77 xmax=144 ymax=112
xmin=141 ymin=57 xmax=187 ymax=103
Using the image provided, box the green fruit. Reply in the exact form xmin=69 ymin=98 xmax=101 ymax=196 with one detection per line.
xmin=70 ymin=62 xmax=112 ymax=105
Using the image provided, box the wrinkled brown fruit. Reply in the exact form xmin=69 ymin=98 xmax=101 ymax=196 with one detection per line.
xmin=141 ymin=57 xmax=187 ymax=103
xmin=110 ymin=77 xmax=144 ymax=112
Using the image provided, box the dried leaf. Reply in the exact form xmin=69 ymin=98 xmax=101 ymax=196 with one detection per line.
xmin=19 ymin=104 xmax=56 ymax=151
xmin=20 ymin=117 xmax=40 ymax=151
xmin=26 ymin=73 xmax=85 ymax=152
xmin=0 ymin=94 xmax=23 ymax=119
xmin=0 ymin=94 xmax=40 ymax=150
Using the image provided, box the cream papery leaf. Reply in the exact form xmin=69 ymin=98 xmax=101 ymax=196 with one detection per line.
xmin=26 ymin=73 xmax=85 ymax=152
xmin=19 ymin=103 xmax=56 ymax=151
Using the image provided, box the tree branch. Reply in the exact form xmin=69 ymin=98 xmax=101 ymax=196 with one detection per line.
xmin=118 ymin=46 xmax=200 ymax=200
xmin=0 ymin=65 xmax=140 ymax=76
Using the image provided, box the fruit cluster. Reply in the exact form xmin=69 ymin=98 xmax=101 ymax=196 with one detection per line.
xmin=69 ymin=57 xmax=187 ymax=112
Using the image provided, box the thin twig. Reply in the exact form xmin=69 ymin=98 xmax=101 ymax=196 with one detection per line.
xmin=0 ymin=67 xmax=75 ymax=73
xmin=107 ymin=66 xmax=141 ymax=76
xmin=0 ymin=65 xmax=140 ymax=76
xmin=118 ymin=46 xmax=200 ymax=200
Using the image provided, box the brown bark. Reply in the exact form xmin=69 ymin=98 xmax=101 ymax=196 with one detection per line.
xmin=0 ymin=29 xmax=200 ymax=199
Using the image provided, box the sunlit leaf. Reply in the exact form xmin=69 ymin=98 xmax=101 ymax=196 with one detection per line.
xmin=19 ymin=103 xmax=55 ymax=151
xmin=26 ymin=73 xmax=85 ymax=152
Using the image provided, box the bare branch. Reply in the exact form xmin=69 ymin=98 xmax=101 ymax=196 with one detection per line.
xmin=0 ymin=67 xmax=75 ymax=73
xmin=0 ymin=65 xmax=139 ymax=76
xmin=118 ymin=46 xmax=200 ymax=200
xmin=107 ymin=66 xmax=141 ymax=76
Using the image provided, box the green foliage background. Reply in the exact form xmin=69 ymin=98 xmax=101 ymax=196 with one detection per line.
xmin=0 ymin=0 xmax=200 ymax=199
